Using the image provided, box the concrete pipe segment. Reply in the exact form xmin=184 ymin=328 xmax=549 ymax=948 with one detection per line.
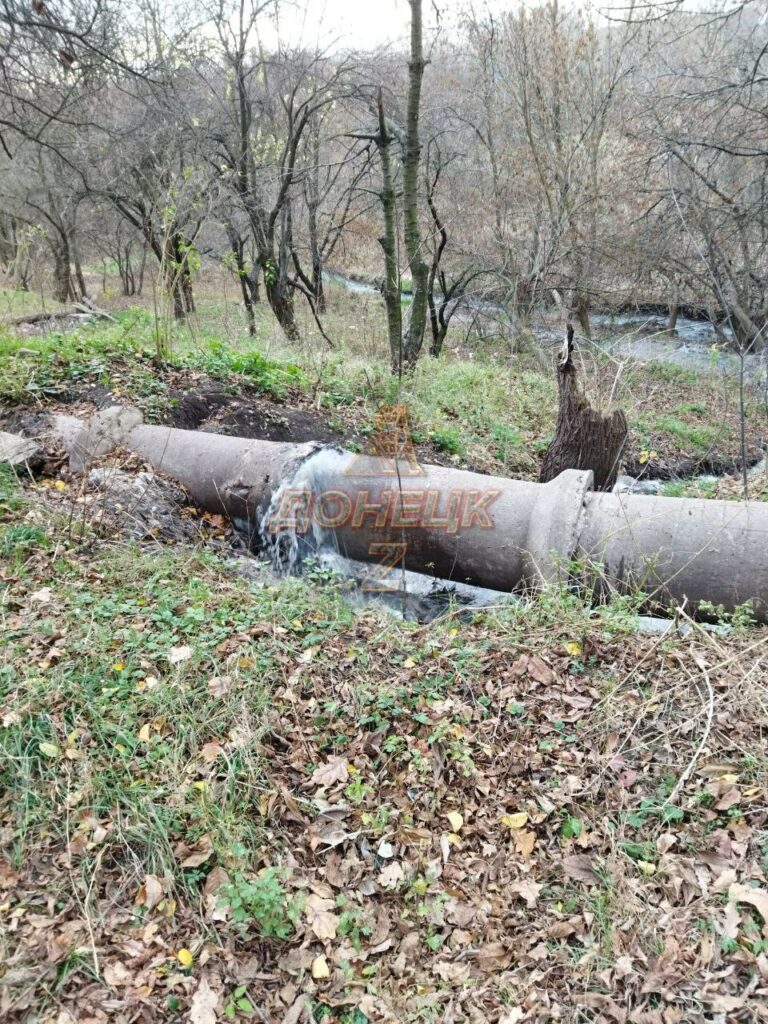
xmin=50 ymin=407 xmax=768 ymax=622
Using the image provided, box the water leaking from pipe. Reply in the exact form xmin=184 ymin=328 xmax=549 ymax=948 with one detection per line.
xmin=49 ymin=407 xmax=768 ymax=623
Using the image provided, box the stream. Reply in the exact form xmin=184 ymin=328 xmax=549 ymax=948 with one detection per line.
xmin=327 ymin=272 xmax=768 ymax=386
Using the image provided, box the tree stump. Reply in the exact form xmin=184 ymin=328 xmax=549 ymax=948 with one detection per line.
xmin=539 ymin=324 xmax=628 ymax=491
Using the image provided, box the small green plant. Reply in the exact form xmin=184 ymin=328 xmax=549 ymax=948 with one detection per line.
xmin=625 ymin=796 xmax=684 ymax=829
xmin=0 ymin=465 xmax=23 ymax=511
xmin=0 ymin=523 xmax=47 ymax=555
xmin=697 ymin=599 xmax=756 ymax=629
xmin=490 ymin=423 xmax=523 ymax=461
xmin=190 ymin=341 xmax=303 ymax=397
xmin=430 ymin=426 xmax=464 ymax=456
xmin=219 ymin=867 xmax=302 ymax=939
xmin=224 ymin=986 xmax=255 ymax=1019
xmin=427 ymin=720 xmax=476 ymax=777
xmin=561 ymin=815 xmax=584 ymax=840
xmin=336 ymin=897 xmax=373 ymax=952
xmin=361 ymin=803 xmax=391 ymax=834
xmin=344 ymin=776 xmax=374 ymax=805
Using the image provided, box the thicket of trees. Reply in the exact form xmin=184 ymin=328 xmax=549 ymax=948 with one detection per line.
xmin=1 ymin=0 xmax=766 ymax=366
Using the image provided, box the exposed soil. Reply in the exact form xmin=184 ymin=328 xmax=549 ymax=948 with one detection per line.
xmin=163 ymin=382 xmax=342 ymax=446
xmin=623 ymin=451 xmax=763 ymax=481
xmin=2 ymin=351 xmax=764 ymax=487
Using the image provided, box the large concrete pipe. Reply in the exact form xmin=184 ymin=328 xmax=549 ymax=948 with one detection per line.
xmin=49 ymin=408 xmax=768 ymax=622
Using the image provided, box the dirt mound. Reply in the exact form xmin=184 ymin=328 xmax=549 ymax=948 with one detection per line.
xmin=165 ymin=383 xmax=341 ymax=445
xmin=84 ymin=468 xmax=201 ymax=543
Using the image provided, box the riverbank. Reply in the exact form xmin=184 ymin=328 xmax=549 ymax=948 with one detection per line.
xmin=1 ymin=279 xmax=766 ymax=490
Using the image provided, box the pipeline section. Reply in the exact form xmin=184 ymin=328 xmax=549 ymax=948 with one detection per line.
xmin=49 ymin=408 xmax=768 ymax=622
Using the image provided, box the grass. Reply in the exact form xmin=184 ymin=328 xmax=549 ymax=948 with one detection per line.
xmin=2 ymin=272 xmax=766 ymax=481
xmin=1 ymin=443 xmax=767 ymax=1020
xmin=647 ymin=414 xmax=719 ymax=455
xmin=0 ymin=469 xmax=354 ymax=881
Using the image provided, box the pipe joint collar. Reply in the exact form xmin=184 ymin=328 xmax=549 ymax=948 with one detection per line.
xmin=524 ymin=469 xmax=593 ymax=584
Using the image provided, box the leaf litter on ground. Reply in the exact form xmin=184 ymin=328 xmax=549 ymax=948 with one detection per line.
xmin=1 ymin=485 xmax=767 ymax=1023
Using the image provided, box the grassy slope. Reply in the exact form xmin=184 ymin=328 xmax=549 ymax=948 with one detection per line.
xmin=1 ymin=281 xmax=768 ymax=1021
xmin=1 ymin=467 xmax=767 ymax=1022
xmin=1 ymin=279 xmax=766 ymax=486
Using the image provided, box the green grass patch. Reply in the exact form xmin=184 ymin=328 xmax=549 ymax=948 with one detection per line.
xmin=642 ymin=414 xmax=719 ymax=454
xmin=185 ymin=341 xmax=305 ymax=398
xmin=661 ymin=479 xmax=719 ymax=499
xmin=0 ymin=539 xmax=354 ymax=883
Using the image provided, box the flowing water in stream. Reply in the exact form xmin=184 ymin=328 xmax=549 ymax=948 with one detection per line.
xmin=327 ymin=272 xmax=768 ymax=386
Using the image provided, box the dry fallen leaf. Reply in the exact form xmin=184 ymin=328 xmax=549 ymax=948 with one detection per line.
xmin=137 ymin=873 xmax=163 ymax=911
xmin=475 ymin=941 xmax=512 ymax=973
xmin=573 ymin=992 xmax=627 ymax=1023
xmin=563 ymin=854 xmax=602 ymax=886
xmin=207 ymin=674 xmax=232 ymax=698
xmin=181 ymin=835 xmax=213 ymax=868
xmin=499 ymin=1009 xmax=524 ymax=1024
xmin=169 ymin=644 xmax=192 ymax=665
xmin=189 ymin=977 xmax=219 ymax=1024
xmin=501 ymin=812 xmax=528 ymax=830
xmin=527 ymin=655 xmax=556 ymax=685
xmin=514 ymin=829 xmax=537 ymax=859
xmin=311 ymin=756 xmax=349 ymax=788
xmin=101 ymin=960 xmax=131 ymax=988
xmin=282 ymin=995 xmax=308 ymax=1024
xmin=305 ymin=893 xmax=339 ymax=941
xmin=311 ymin=954 xmax=330 ymax=979
xmin=378 ymin=861 xmax=405 ymax=889
xmin=510 ymin=878 xmax=543 ymax=908
xmin=729 ymin=882 xmax=768 ymax=934
xmin=446 ymin=811 xmax=464 ymax=833
xmin=200 ymin=742 xmax=223 ymax=763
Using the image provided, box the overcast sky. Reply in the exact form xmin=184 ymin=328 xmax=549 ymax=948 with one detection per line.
xmin=264 ymin=0 xmax=731 ymax=51
xmin=268 ymin=0 xmax=508 ymax=50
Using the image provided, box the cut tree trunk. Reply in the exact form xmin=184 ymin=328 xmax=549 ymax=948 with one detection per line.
xmin=540 ymin=324 xmax=627 ymax=491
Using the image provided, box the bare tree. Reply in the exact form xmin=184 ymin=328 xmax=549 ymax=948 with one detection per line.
xmin=194 ymin=0 xmax=355 ymax=341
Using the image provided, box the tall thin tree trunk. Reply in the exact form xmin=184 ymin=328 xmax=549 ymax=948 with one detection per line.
xmin=401 ymin=0 xmax=429 ymax=369
xmin=572 ymin=292 xmax=591 ymax=339
xmin=666 ymin=284 xmax=679 ymax=333
xmin=307 ymin=124 xmax=326 ymax=313
xmin=164 ymin=233 xmax=194 ymax=320
xmin=376 ymin=91 xmax=403 ymax=373
xmin=52 ymin=236 xmax=72 ymax=303
xmin=73 ymin=261 xmax=86 ymax=300
xmin=137 ymin=242 xmax=147 ymax=296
